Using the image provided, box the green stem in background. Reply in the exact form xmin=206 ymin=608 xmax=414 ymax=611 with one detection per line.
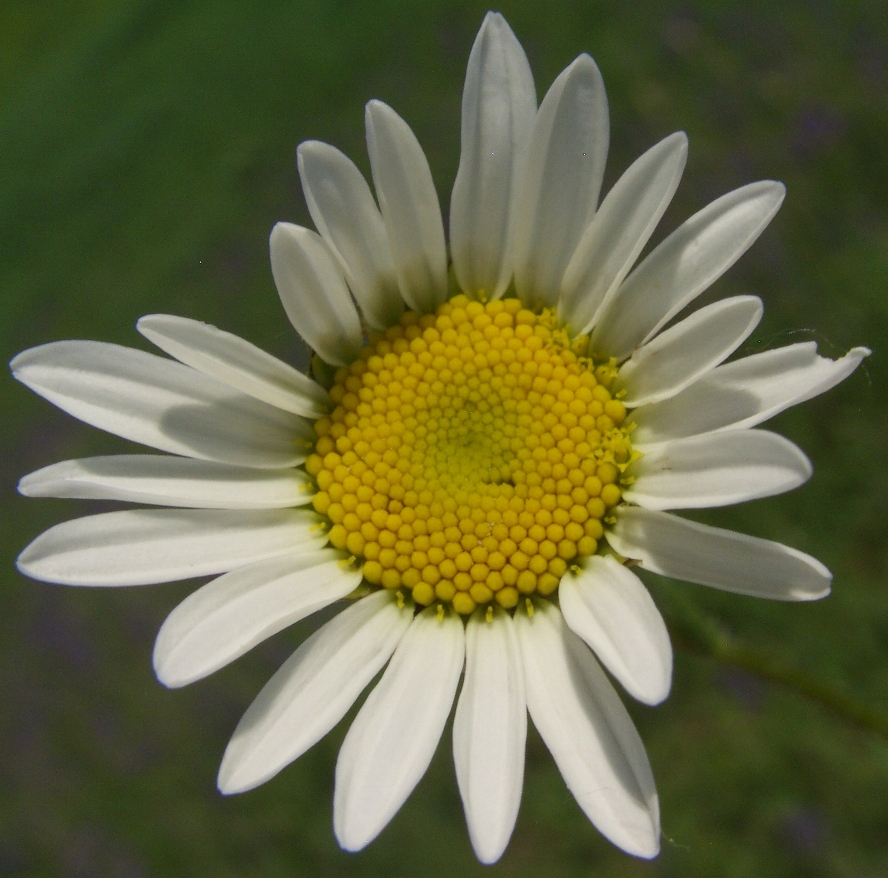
xmin=664 ymin=590 xmax=888 ymax=741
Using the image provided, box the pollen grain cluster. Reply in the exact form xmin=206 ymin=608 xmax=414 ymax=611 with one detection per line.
xmin=305 ymin=295 xmax=634 ymax=615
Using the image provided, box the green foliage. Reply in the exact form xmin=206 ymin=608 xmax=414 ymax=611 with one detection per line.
xmin=1 ymin=1 xmax=886 ymax=876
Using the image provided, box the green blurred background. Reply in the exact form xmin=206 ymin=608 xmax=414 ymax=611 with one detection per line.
xmin=1 ymin=1 xmax=886 ymax=875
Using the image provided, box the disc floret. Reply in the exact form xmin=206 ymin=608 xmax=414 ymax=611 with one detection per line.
xmin=305 ymin=295 xmax=635 ymax=615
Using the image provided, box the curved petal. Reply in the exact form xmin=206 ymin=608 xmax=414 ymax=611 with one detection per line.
xmin=560 ymin=132 xmax=688 ymax=335
xmin=18 ymin=455 xmax=314 ymax=509
xmin=515 ymin=600 xmax=660 ymax=858
xmin=365 ymin=100 xmax=448 ymax=313
xmin=560 ymin=556 xmax=672 ymax=705
xmin=617 ymin=295 xmax=763 ymax=407
xmin=632 ymin=343 xmax=871 ymax=445
xmin=512 ymin=54 xmax=609 ymax=308
xmin=16 ymin=508 xmax=325 ymax=587
xmin=153 ymin=549 xmax=361 ymax=688
xmin=592 ymin=181 xmax=785 ymax=360
xmin=297 ymin=140 xmax=403 ymax=330
xmin=608 ymin=506 xmax=832 ymax=601
xmin=450 ymin=11 xmax=537 ymax=301
xmin=334 ymin=606 xmax=465 ymax=851
xmin=10 ymin=341 xmax=311 ymax=468
xmin=136 ymin=314 xmax=328 ymax=419
xmin=453 ymin=608 xmax=526 ymax=864
xmin=624 ymin=429 xmax=811 ymax=510
xmin=269 ymin=222 xmax=363 ymax=367
xmin=218 ymin=590 xmax=413 ymax=794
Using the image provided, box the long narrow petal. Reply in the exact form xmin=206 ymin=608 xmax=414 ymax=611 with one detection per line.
xmin=617 ymin=295 xmax=762 ymax=407
xmin=334 ymin=606 xmax=465 ymax=851
xmin=453 ymin=608 xmax=526 ymax=864
xmin=297 ymin=140 xmax=403 ymax=330
xmin=632 ymin=343 xmax=871 ymax=445
xmin=512 ymin=54 xmax=609 ymax=307
xmin=450 ymin=12 xmax=537 ymax=300
xmin=18 ymin=455 xmax=314 ymax=508
xmin=592 ymin=181 xmax=785 ymax=360
xmin=365 ymin=100 xmax=448 ymax=313
xmin=608 ymin=507 xmax=831 ymax=600
xmin=516 ymin=600 xmax=660 ymax=858
xmin=10 ymin=341 xmax=310 ymax=468
xmin=218 ymin=590 xmax=413 ymax=794
xmin=624 ymin=430 xmax=811 ymax=510
xmin=560 ymin=556 xmax=672 ymax=706
xmin=154 ymin=549 xmax=361 ymax=688
xmin=137 ymin=314 xmax=328 ymax=419
xmin=560 ymin=132 xmax=688 ymax=334
xmin=269 ymin=223 xmax=363 ymax=367
xmin=16 ymin=508 xmax=325 ymax=587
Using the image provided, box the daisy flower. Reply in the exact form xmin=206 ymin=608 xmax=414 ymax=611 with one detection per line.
xmin=12 ymin=11 xmax=868 ymax=865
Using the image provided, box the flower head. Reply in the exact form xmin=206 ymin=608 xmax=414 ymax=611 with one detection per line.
xmin=12 ymin=11 xmax=868 ymax=865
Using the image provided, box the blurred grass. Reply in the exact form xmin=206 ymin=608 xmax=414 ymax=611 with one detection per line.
xmin=1 ymin=1 xmax=886 ymax=876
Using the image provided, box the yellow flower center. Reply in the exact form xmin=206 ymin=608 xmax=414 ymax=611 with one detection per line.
xmin=305 ymin=295 xmax=635 ymax=615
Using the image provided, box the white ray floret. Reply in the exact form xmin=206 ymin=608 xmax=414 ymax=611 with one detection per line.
xmin=560 ymin=131 xmax=688 ymax=334
xmin=17 ymin=508 xmax=325 ymax=587
xmin=154 ymin=548 xmax=362 ymax=688
xmin=11 ymin=341 xmax=310 ymax=468
xmin=512 ymin=54 xmax=609 ymax=306
xmin=334 ymin=607 xmax=465 ymax=851
xmin=560 ymin=556 xmax=672 ymax=706
xmin=297 ymin=140 xmax=403 ymax=330
xmin=453 ymin=608 xmax=526 ymax=864
xmin=19 ymin=455 xmax=314 ymax=508
xmin=218 ymin=590 xmax=414 ymax=794
xmin=270 ymin=223 xmax=364 ymax=367
xmin=624 ymin=430 xmax=812 ymax=510
xmin=137 ymin=314 xmax=329 ymax=418
xmin=516 ymin=601 xmax=660 ymax=859
xmin=608 ymin=507 xmax=832 ymax=601
xmin=592 ymin=180 xmax=786 ymax=360
xmin=365 ymin=100 xmax=449 ymax=313
xmin=450 ymin=12 xmax=536 ymax=301
xmin=632 ymin=342 xmax=871 ymax=445
xmin=617 ymin=295 xmax=763 ymax=406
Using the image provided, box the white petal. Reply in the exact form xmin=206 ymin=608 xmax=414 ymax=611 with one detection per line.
xmin=632 ymin=343 xmax=872 ymax=445
xmin=516 ymin=601 xmax=660 ymax=858
xmin=154 ymin=549 xmax=361 ymax=688
xmin=136 ymin=314 xmax=329 ymax=419
xmin=334 ymin=606 xmax=465 ymax=851
xmin=218 ymin=590 xmax=413 ymax=794
xmin=592 ymin=181 xmax=785 ymax=360
xmin=10 ymin=341 xmax=312 ymax=468
xmin=617 ymin=295 xmax=763 ymax=407
xmin=297 ymin=140 xmax=403 ymax=330
xmin=625 ymin=429 xmax=811 ymax=510
xmin=18 ymin=455 xmax=314 ymax=508
xmin=560 ymin=132 xmax=688 ymax=335
xmin=450 ymin=12 xmax=537 ymax=300
xmin=512 ymin=54 xmax=609 ymax=308
xmin=365 ymin=100 xmax=448 ymax=313
xmin=560 ymin=556 xmax=672 ymax=706
xmin=16 ymin=508 xmax=325 ymax=587
xmin=453 ymin=608 xmax=526 ymax=864
xmin=269 ymin=223 xmax=363 ymax=367
xmin=608 ymin=506 xmax=832 ymax=601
